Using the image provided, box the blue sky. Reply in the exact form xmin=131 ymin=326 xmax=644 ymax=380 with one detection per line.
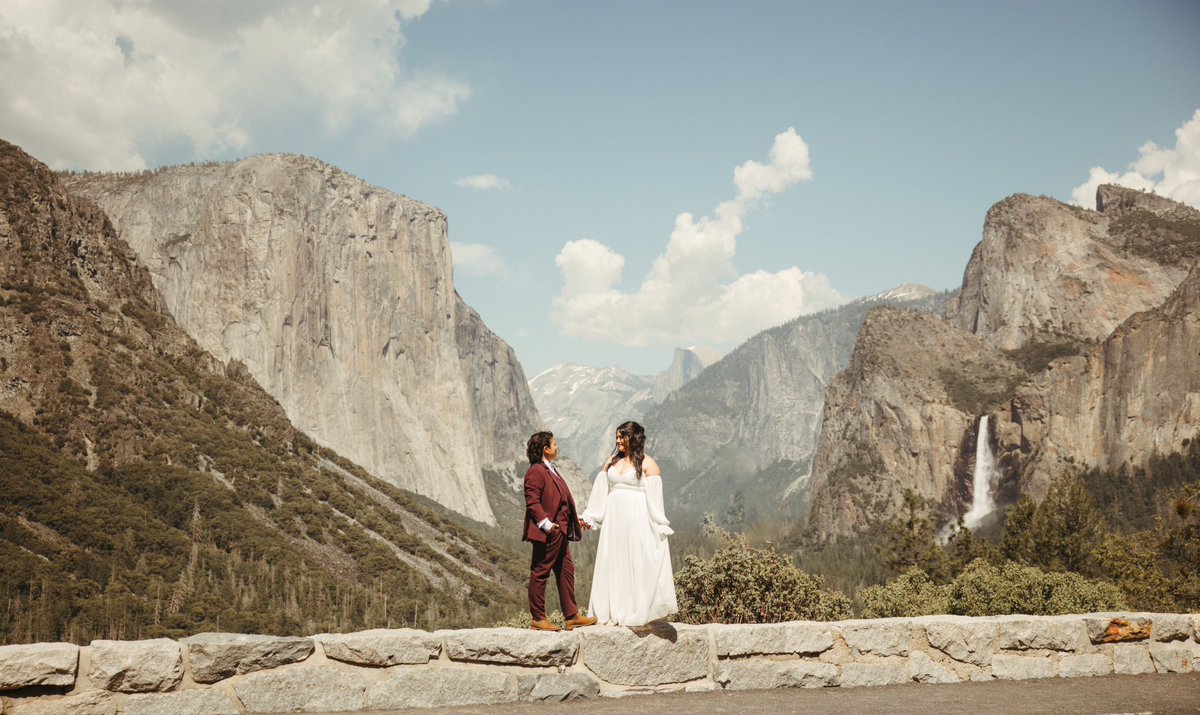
xmin=3 ymin=0 xmax=1198 ymax=376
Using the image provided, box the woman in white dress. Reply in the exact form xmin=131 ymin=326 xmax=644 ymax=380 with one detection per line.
xmin=580 ymin=421 xmax=677 ymax=626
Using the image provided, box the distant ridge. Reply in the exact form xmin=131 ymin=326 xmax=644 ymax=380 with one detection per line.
xmin=644 ymin=284 xmax=954 ymax=525
xmin=530 ymin=347 xmax=720 ymax=471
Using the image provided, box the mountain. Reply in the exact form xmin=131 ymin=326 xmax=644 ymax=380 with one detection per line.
xmin=804 ymin=305 xmax=1026 ymax=542
xmin=805 ymin=186 xmax=1200 ymax=541
xmin=64 ymin=157 xmax=539 ymax=525
xmin=945 ymin=187 xmax=1193 ymax=349
xmin=995 ymin=261 xmax=1200 ymax=500
xmin=528 ymin=347 xmax=719 ymax=472
xmin=0 ymin=140 xmax=525 ymax=643
xmin=642 ymin=285 xmax=953 ymax=524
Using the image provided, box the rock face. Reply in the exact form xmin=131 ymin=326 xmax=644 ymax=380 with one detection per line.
xmin=946 ymin=188 xmax=1192 ymax=350
xmin=0 ymin=141 xmax=524 ymax=640
xmin=805 ymin=187 xmax=1199 ymax=540
xmin=805 ymin=307 xmax=1024 ymax=541
xmin=454 ymin=298 xmax=542 ymax=487
xmin=994 ymin=263 xmax=1200 ymax=498
xmin=529 ymin=347 xmax=718 ymax=472
xmin=653 ymin=346 xmax=723 ymax=402
xmin=65 ymin=157 xmax=539 ymax=525
xmin=643 ymin=286 xmax=952 ymax=521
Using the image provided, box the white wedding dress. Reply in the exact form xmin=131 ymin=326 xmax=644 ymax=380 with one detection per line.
xmin=580 ymin=463 xmax=677 ymax=626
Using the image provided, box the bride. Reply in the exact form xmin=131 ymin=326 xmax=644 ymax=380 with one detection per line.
xmin=580 ymin=420 xmax=677 ymax=626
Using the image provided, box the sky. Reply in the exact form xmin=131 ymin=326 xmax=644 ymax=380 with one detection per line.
xmin=2 ymin=0 xmax=1199 ymax=377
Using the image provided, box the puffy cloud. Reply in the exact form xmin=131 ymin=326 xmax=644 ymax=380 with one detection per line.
xmin=1072 ymin=109 xmax=1200 ymax=210
xmin=450 ymin=242 xmax=506 ymax=278
xmin=552 ymin=128 xmax=844 ymax=347
xmin=733 ymin=127 xmax=813 ymax=202
xmin=0 ymin=0 xmax=468 ymax=170
xmin=454 ymin=174 xmax=511 ymax=190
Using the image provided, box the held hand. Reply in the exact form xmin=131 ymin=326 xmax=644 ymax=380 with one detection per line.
xmin=580 ymin=521 xmax=592 ymax=531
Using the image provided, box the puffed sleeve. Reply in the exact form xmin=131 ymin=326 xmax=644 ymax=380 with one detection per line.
xmin=580 ymin=470 xmax=609 ymax=528
xmin=644 ymin=474 xmax=673 ymax=537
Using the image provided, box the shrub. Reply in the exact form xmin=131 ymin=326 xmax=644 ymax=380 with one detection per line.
xmin=1004 ymin=338 xmax=1083 ymax=374
xmin=946 ymin=559 xmax=1126 ymax=616
xmin=674 ymin=527 xmax=850 ymax=624
xmin=860 ymin=568 xmax=949 ymax=618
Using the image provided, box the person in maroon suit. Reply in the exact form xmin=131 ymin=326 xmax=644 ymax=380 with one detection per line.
xmin=523 ymin=431 xmax=598 ymax=631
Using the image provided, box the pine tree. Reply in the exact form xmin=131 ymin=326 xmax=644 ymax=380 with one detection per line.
xmin=879 ymin=490 xmax=951 ymax=581
xmin=1030 ymin=473 xmax=1106 ymax=574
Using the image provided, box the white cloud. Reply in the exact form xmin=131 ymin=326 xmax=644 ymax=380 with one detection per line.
xmin=451 ymin=242 xmax=507 ymax=278
xmin=0 ymin=0 xmax=468 ymax=170
xmin=1072 ymin=109 xmax=1200 ymax=210
xmin=454 ymin=174 xmax=511 ymax=190
xmin=552 ymin=128 xmax=844 ymax=347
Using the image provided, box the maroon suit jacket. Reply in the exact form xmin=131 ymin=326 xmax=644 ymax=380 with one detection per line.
xmin=522 ymin=462 xmax=582 ymax=543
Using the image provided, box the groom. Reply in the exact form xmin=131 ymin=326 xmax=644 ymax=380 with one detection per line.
xmin=523 ymin=431 xmax=597 ymax=631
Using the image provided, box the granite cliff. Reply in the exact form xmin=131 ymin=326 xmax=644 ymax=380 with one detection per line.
xmin=65 ymin=157 xmax=539 ymax=525
xmin=805 ymin=306 xmax=1025 ymax=541
xmin=642 ymin=286 xmax=953 ymax=522
xmin=946 ymin=187 xmax=1194 ymax=350
xmin=806 ymin=187 xmax=1200 ymax=541
xmin=0 ymin=140 xmax=524 ymax=641
xmin=995 ymin=262 xmax=1200 ymax=500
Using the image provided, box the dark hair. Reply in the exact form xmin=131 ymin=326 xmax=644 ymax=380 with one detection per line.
xmin=606 ymin=421 xmax=646 ymax=478
xmin=526 ymin=431 xmax=554 ymax=465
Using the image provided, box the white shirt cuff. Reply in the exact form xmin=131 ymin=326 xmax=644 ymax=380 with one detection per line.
xmin=537 ymin=518 xmax=553 ymax=532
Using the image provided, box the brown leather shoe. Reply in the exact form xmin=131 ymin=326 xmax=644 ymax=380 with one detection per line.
xmin=529 ymin=618 xmax=561 ymax=632
xmin=564 ymin=613 xmax=598 ymax=630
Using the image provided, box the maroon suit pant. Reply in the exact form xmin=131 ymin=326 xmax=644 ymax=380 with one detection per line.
xmin=528 ymin=529 xmax=578 ymax=620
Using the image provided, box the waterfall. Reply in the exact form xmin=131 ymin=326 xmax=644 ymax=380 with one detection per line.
xmin=962 ymin=415 xmax=996 ymax=529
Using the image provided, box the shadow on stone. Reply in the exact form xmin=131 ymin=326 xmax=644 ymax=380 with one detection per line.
xmin=629 ymin=621 xmax=678 ymax=642
xmin=0 ymin=683 xmax=74 ymax=699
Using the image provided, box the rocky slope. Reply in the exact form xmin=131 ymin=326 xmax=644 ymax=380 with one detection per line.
xmin=64 ymin=157 xmax=539 ymax=525
xmin=805 ymin=187 xmax=1200 ymax=541
xmin=643 ymin=286 xmax=952 ymax=522
xmin=454 ymin=298 xmax=542 ymax=484
xmin=0 ymin=140 xmax=524 ymax=642
xmin=529 ymin=347 xmax=718 ymax=472
xmin=804 ymin=307 xmax=1025 ymax=541
xmin=946 ymin=187 xmax=1193 ymax=349
xmin=994 ymin=262 xmax=1200 ymax=499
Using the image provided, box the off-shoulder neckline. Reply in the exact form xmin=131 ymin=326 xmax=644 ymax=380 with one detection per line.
xmin=608 ymin=464 xmax=661 ymax=478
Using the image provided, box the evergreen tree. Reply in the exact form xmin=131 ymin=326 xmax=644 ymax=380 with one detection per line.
xmin=945 ymin=517 xmax=1000 ymax=571
xmin=879 ymin=490 xmax=951 ymax=581
xmin=1000 ymin=495 xmax=1037 ymax=563
xmin=1031 ymin=474 xmax=1106 ymax=574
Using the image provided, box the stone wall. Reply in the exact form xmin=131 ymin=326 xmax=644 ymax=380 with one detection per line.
xmin=2 ymin=614 xmax=1197 ymax=713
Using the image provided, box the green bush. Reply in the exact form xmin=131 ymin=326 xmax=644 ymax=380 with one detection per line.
xmin=675 ymin=527 xmax=850 ymax=624
xmin=946 ymin=559 xmax=1126 ymax=616
xmin=860 ymin=568 xmax=949 ymax=618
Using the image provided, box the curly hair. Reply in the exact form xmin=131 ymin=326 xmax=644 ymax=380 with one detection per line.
xmin=606 ymin=420 xmax=646 ymax=478
xmin=526 ymin=431 xmax=554 ymax=465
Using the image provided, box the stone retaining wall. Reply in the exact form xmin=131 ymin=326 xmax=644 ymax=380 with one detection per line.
xmin=2 ymin=613 xmax=1197 ymax=713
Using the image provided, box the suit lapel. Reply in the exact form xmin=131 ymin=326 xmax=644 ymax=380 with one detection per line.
xmin=543 ymin=463 xmax=561 ymax=504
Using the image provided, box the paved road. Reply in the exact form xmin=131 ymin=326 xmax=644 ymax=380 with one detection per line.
xmin=353 ymin=673 xmax=1200 ymax=715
